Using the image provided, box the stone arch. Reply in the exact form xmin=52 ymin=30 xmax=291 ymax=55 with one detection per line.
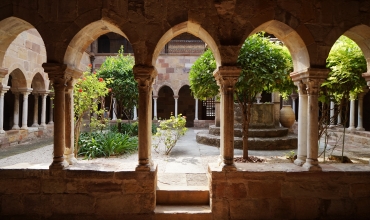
xmin=64 ymin=20 xmax=130 ymax=72
xmin=153 ymin=82 xmax=174 ymax=97
xmin=249 ymin=20 xmax=310 ymax=73
xmin=31 ymin=72 xmax=46 ymax=93
xmin=8 ymin=68 xmax=27 ymax=90
xmin=178 ymin=85 xmax=194 ymax=127
xmin=152 ymin=21 xmax=221 ymax=67
xmin=0 ymin=17 xmax=36 ymax=66
xmin=343 ymin=25 xmax=370 ymax=71
xmin=157 ymin=85 xmax=175 ymax=120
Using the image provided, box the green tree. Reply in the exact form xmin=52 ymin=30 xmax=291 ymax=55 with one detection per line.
xmin=74 ymin=70 xmax=111 ymax=155
xmin=189 ymin=33 xmax=293 ymax=159
xmin=97 ymin=46 xmax=137 ymax=121
xmin=320 ymin=36 xmax=367 ymax=161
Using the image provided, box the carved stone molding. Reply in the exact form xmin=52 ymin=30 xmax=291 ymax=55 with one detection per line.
xmin=303 ymin=78 xmax=324 ymax=96
xmin=42 ymin=63 xmax=70 ymax=90
xmin=133 ymin=65 xmax=157 ymax=93
xmin=294 ymin=81 xmax=307 ymax=95
xmin=290 ymin=68 xmax=329 ymax=82
xmin=214 ymin=66 xmax=241 ymax=93
xmin=0 ymin=68 xmax=8 ymax=78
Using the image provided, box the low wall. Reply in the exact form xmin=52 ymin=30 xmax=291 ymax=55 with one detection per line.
xmin=209 ymin=163 xmax=370 ymax=220
xmin=0 ymin=125 xmax=53 ymax=148
xmin=194 ymin=120 xmax=215 ymax=128
xmin=0 ymin=164 xmax=157 ymax=219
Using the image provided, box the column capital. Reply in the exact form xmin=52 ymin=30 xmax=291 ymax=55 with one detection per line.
xmin=290 ymin=68 xmax=329 ymax=82
xmin=153 ymin=96 xmax=158 ymax=99
xmin=173 ymin=95 xmax=179 ymax=99
xmin=134 ymin=65 xmax=157 ymax=92
xmin=303 ymin=78 xmax=325 ymax=96
xmin=43 ymin=63 xmax=71 ymax=90
xmin=362 ymin=72 xmax=370 ymax=85
xmin=213 ymin=66 xmax=241 ymax=91
xmin=294 ymin=81 xmax=307 ymax=95
xmin=0 ymin=68 xmax=8 ymax=78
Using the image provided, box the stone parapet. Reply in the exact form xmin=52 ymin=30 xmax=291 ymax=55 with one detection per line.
xmin=0 ymin=164 xmax=157 ymax=218
xmin=209 ymin=163 xmax=370 ymax=220
xmin=0 ymin=126 xmax=53 ymax=148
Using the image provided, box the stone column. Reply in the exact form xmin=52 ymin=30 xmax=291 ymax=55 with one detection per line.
xmin=133 ymin=105 xmax=138 ymax=120
xmin=329 ymin=101 xmax=335 ymax=126
xmin=43 ymin=63 xmax=69 ymax=170
xmin=64 ymin=80 xmax=77 ymax=165
xmin=214 ymin=66 xmax=241 ymax=171
xmin=357 ymin=90 xmax=368 ymax=131
xmin=293 ymin=81 xmax=307 ymax=166
xmin=112 ymin=97 xmax=117 ymax=120
xmin=153 ymin=96 xmax=158 ymax=120
xmin=134 ymin=65 xmax=157 ymax=171
xmin=174 ymin=96 xmax=178 ymax=117
xmin=291 ymin=68 xmax=328 ymax=171
xmin=271 ymin=92 xmax=280 ymax=126
xmin=194 ymin=98 xmax=198 ymax=120
xmin=337 ymin=107 xmax=342 ymax=125
xmin=21 ymin=91 xmax=31 ymax=130
xmin=48 ymin=94 xmax=54 ymax=124
xmin=0 ymin=87 xmax=9 ymax=133
xmin=40 ymin=93 xmax=47 ymax=128
xmin=32 ymin=94 xmax=39 ymax=127
xmin=290 ymin=92 xmax=298 ymax=116
xmin=12 ymin=92 xmax=20 ymax=130
xmin=348 ymin=94 xmax=356 ymax=131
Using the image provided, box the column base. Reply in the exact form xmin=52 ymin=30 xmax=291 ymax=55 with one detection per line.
xmin=220 ymin=162 xmax=237 ymax=171
xmin=348 ymin=127 xmax=356 ymax=132
xmin=49 ymin=160 xmax=69 ymax=170
xmin=20 ymin=126 xmax=28 ymax=130
xmin=0 ymin=130 xmax=5 ymax=134
xmin=356 ymin=127 xmax=365 ymax=131
xmin=32 ymin=123 xmax=39 ymax=127
xmin=294 ymin=156 xmax=306 ymax=166
xmin=64 ymin=153 xmax=78 ymax=165
xmin=12 ymin=126 xmax=20 ymax=130
xmin=135 ymin=164 xmax=152 ymax=171
xmin=48 ymin=122 xmax=54 ymax=125
xmin=303 ymin=159 xmax=322 ymax=171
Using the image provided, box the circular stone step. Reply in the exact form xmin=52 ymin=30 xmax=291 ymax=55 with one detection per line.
xmin=196 ymin=130 xmax=297 ymax=150
xmin=208 ymin=125 xmax=289 ymax=138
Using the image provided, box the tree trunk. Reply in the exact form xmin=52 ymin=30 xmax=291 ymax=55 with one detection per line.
xmin=242 ymin=102 xmax=252 ymax=159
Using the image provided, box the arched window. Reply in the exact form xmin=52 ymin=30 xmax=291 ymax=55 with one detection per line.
xmin=98 ymin=35 xmax=110 ymax=53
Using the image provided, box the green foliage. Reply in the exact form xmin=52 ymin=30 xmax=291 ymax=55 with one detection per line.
xmin=189 ymin=49 xmax=218 ymax=100
xmin=322 ymin=35 xmax=367 ymax=102
xmin=152 ymin=114 xmax=187 ymax=155
xmin=98 ymin=46 xmax=137 ymax=119
xmin=110 ymin=122 xmax=157 ymax=136
xmin=73 ymin=70 xmax=112 ymax=155
xmin=78 ymin=131 xmax=138 ymax=159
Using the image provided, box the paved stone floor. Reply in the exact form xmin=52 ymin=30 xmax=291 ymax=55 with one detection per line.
xmin=0 ymin=128 xmax=369 ymax=187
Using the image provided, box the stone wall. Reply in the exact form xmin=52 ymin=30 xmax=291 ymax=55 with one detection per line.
xmin=0 ymin=125 xmax=53 ymax=147
xmin=0 ymin=165 xmax=157 ymax=219
xmin=209 ymin=163 xmax=370 ymax=220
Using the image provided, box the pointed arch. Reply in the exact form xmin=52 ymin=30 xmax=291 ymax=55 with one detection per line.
xmin=152 ymin=21 xmax=221 ymax=67
xmin=249 ymin=20 xmax=310 ymax=73
xmin=344 ymin=25 xmax=370 ymax=72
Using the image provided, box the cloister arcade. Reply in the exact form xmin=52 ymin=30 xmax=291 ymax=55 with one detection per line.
xmin=1 ymin=1 xmax=370 ymax=218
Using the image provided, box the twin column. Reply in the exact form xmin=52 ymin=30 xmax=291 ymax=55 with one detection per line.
xmin=291 ymin=68 xmax=329 ymax=171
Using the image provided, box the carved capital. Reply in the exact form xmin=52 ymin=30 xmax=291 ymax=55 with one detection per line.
xmin=43 ymin=63 xmax=70 ymax=91
xmin=302 ymin=78 xmax=324 ymax=96
xmin=214 ymin=66 xmax=241 ymax=93
xmin=293 ymin=81 xmax=307 ymax=96
xmin=290 ymin=68 xmax=329 ymax=82
xmin=0 ymin=68 xmax=8 ymax=78
xmin=133 ymin=65 xmax=157 ymax=93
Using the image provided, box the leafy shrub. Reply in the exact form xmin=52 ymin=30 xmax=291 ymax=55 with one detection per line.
xmin=110 ymin=122 xmax=157 ymax=136
xmin=152 ymin=114 xmax=187 ymax=155
xmin=78 ymin=131 xmax=138 ymax=159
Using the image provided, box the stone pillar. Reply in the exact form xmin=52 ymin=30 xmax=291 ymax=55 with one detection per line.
xmin=48 ymin=94 xmax=54 ymax=124
xmin=214 ymin=66 xmax=241 ymax=171
xmin=337 ymin=107 xmax=342 ymax=126
xmin=271 ymin=92 xmax=280 ymax=126
xmin=329 ymin=101 xmax=335 ymax=126
xmin=357 ymin=90 xmax=368 ymax=131
xmin=112 ymin=97 xmax=117 ymax=120
xmin=32 ymin=94 xmax=39 ymax=127
xmin=64 ymin=80 xmax=77 ymax=165
xmin=194 ymin=98 xmax=198 ymax=120
xmin=40 ymin=93 xmax=47 ymax=128
xmin=290 ymin=92 xmax=298 ymax=116
xmin=43 ymin=63 xmax=69 ymax=170
xmin=0 ymin=87 xmax=9 ymax=133
xmin=12 ymin=92 xmax=20 ymax=130
xmin=133 ymin=105 xmax=138 ymax=120
xmin=174 ymin=96 xmax=178 ymax=117
xmin=348 ymin=94 xmax=356 ymax=131
xmin=153 ymin=96 xmax=158 ymax=120
xmin=293 ymin=81 xmax=307 ymax=166
xmin=21 ymin=91 xmax=31 ymax=130
xmin=133 ymin=65 xmax=157 ymax=171
xmin=291 ymin=68 xmax=328 ymax=171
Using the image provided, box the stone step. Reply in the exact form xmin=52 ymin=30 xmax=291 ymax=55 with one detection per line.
xmin=208 ymin=125 xmax=288 ymax=137
xmin=156 ymin=186 xmax=209 ymax=205
xmin=196 ymin=131 xmax=297 ymax=150
xmin=154 ymin=205 xmax=212 ymax=220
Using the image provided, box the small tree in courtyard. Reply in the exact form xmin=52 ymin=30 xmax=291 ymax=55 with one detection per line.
xmin=189 ymin=33 xmax=294 ymax=159
xmin=73 ymin=69 xmax=111 ymax=155
xmin=97 ymin=46 xmax=137 ymax=126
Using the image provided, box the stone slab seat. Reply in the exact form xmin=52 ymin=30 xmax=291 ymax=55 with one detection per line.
xmin=154 ymin=205 xmax=212 ymax=220
xmin=156 ymin=185 xmax=209 ymax=205
xmin=196 ymin=131 xmax=297 ymax=150
xmin=208 ymin=125 xmax=289 ymax=137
